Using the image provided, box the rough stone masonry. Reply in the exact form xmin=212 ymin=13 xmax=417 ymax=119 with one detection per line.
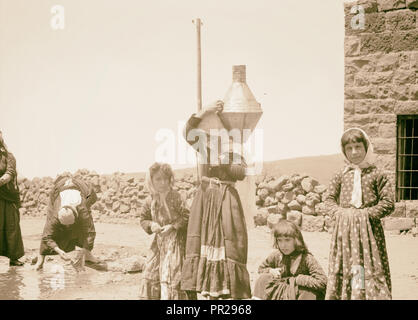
xmin=344 ymin=0 xmax=418 ymax=232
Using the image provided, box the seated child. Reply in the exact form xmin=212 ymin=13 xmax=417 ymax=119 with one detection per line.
xmin=253 ymin=220 xmax=327 ymax=300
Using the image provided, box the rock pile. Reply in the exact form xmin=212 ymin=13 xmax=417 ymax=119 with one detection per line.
xmin=253 ymin=174 xmax=333 ymax=233
xmin=17 ymin=169 xmax=197 ymax=222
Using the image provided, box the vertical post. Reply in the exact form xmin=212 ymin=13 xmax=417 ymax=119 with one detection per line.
xmin=196 ymin=18 xmax=202 ymax=112
xmin=194 ymin=18 xmax=203 ymax=184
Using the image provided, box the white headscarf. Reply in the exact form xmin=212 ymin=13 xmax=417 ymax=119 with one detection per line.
xmin=58 ymin=188 xmax=82 ymax=225
xmin=341 ymin=128 xmax=375 ymax=209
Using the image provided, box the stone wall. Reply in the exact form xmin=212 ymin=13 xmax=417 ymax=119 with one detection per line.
xmin=344 ymin=0 xmax=418 ymax=223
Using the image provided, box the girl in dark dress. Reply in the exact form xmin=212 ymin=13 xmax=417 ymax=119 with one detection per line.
xmin=180 ymin=101 xmax=252 ymax=299
xmin=0 ymin=131 xmax=25 ymax=266
xmin=253 ymin=220 xmax=327 ymax=300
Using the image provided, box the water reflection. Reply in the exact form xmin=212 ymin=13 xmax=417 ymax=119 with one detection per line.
xmin=0 ymin=259 xmax=102 ymax=300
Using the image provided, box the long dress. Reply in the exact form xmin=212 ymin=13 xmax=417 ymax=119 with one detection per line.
xmin=180 ymin=114 xmax=252 ymax=299
xmin=139 ymin=189 xmax=189 ymax=300
xmin=324 ymin=166 xmax=394 ymax=300
xmin=39 ymin=177 xmax=97 ymax=255
xmin=0 ymin=152 xmax=24 ymax=260
xmin=254 ymin=250 xmax=327 ymax=300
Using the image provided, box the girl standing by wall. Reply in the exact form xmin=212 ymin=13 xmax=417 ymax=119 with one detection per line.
xmin=325 ymin=128 xmax=394 ymax=300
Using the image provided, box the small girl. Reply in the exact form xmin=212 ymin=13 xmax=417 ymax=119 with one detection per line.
xmin=325 ymin=128 xmax=394 ymax=300
xmin=139 ymin=162 xmax=189 ymax=300
xmin=253 ymin=220 xmax=327 ymax=300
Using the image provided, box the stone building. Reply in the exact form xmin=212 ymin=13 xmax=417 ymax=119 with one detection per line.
xmin=344 ymin=0 xmax=418 ymax=227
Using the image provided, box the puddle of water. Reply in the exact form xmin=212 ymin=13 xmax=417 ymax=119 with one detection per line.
xmin=0 ymin=259 xmax=110 ymax=300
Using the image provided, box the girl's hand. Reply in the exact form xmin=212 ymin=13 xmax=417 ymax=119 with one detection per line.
xmin=269 ymin=268 xmax=282 ymax=278
xmin=58 ymin=250 xmax=70 ymax=261
xmin=160 ymin=224 xmax=174 ymax=234
xmin=197 ymin=100 xmax=224 ymax=118
xmin=150 ymin=222 xmax=162 ymax=234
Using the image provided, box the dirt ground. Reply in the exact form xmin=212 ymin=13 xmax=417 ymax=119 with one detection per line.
xmin=13 ymin=217 xmax=418 ymax=300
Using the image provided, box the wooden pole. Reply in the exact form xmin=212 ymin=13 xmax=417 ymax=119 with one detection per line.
xmin=194 ymin=18 xmax=203 ymax=184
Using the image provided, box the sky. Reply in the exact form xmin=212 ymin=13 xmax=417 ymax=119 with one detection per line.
xmin=0 ymin=0 xmax=346 ymax=179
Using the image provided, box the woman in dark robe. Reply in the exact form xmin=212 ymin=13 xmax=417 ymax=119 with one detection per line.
xmin=0 ymin=131 xmax=25 ymax=266
xmin=180 ymin=101 xmax=251 ymax=300
xmin=34 ymin=175 xmax=98 ymax=270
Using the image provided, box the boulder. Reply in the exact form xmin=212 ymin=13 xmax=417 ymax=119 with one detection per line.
xmin=287 ymin=210 xmax=302 ymax=226
xmin=255 ymin=196 xmax=264 ymax=206
xmin=314 ymin=185 xmax=327 ymax=194
xmin=264 ymin=196 xmax=278 ymax=207
xmin=301 ymin=177 xmax=319 ymax=193
xmin=296 ymin=195 xmax=306 ymax=205
xmin=275 ymin=191 xmax=285 ymax=201
xmin=112 ymin=201 xmax=121 ymax=212
xmin=315 ymin=202 xmax=327 ymax=216
xmin=281 ymin=191 xmax=295 ymax=204
xmin=120 ymin=204 xmax=130 ymax=214
xmin=282 ymin=182 xmax=294 ymax=192
xmin=276 ymin=202 xmax=288 ymax=215
xmin=288 ymin=200 xmax=302 ymax=211
xmin=302 ymin=205 xmax=315 ymax=216
xmin=301 ymin=215 xmax=324 ymax=232
xmin=271 ymin=175 xmax=290 ymax=192
xmin=266 ymin=205 xmax=279 ymax=214
xmin=267 ymin=214 xmax=284 ymax=229
xmin=257 ymin=188 xmax=270 ymax=200
xmin=254 ymin=208 xmax=269 ymax=226
xmin=383 ymin=218 xmax=415 ymax=231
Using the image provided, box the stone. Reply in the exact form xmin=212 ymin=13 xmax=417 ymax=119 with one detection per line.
xmin=271 ymin=175 xmax=290 ymax=192
xmin=385 ymin=10 xmax=416 ymax=31
xmin=254 ymin=208 xmax=269 ymax=226
xmin=412 ymin=227 xmax=418 ymax=237
xmin=393 ymin=30 xmax=418 ymax=52
xmin=392 ymin=202 xmax=406 ymax=217
xmin=287 ymin=210 xmax=302 ymax=226
xmin=314 ymin=185 xmax=327 ymax=194
xmin=315 ymin=202 xmax=328 ymax=216
xmin=301 ymin=215 xmax=325 ymax=232
xmin=345 ymin=36 xmax=361 ymax=57
xmin=120 ymin=204 xmax=130 ymax=214
xmin=383 ymin=217 xmax=415 ymax=231
xmin=264 ymin=196 xmax=277 ymax=207
xmin=255 ymin=195 xmax=264 ymax=206
xmin=276 ymin=202 xmax=288 ymax=215
xmin=282 ymin=182 xmax=294 ymax=192
xmin=19 ymin=207 xmax=27 ymax=215
xmin=360 ymin=32 xmax=393 ymax=54
xmin=288 ymin=200 xmax=302 ymax=211
xmin=377 ymin=0 xmax=407 ymax=11
xmin=292 ymin=186 xmax=305 ymax=196
xmin=407 ymin=0 xmax=418 ymax=8
xmin=302 ymin=205 xmax=315 ymax=216
xmin=275 ymin=191 xmax=285 ymax=201
xmin=257 ymin=188 xmax=269 ymax=200
xmin=112 ymin=201 xmax=120 ymax=212
xmin=281 ymin=191 xmax=296 ymax=204
xmin=405 ymin=201 xmax=418 ymax=218
xmin=267 ymin=214 xmax=285 ymax=229
xmin=296 ymin=194 xmax=306 ymax=205
xmin=290 ymin=175 xmax=304 ymax=186
xmin=301 ymin=177 xmax=318 ymax=193
xmin=306 ymin=192 xmax=321 ymax=204
xmin=265 ymin=205 xmax=278 ymax=214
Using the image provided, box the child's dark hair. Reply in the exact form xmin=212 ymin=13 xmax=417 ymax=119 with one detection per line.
xmin=273 ymin=220 xmax=308 ymax=254
xmin=341 ymin=129 xmax=368 ymax=154
xmin=149 ymin=162 xmax=174 ymax=185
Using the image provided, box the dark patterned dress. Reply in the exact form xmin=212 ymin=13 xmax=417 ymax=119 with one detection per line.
xmin=0 ymin=152 xmax=24 ymax=260
xmin=254 ymin=250 xmax=327 ymax=300
xmin=325 ymin=166 xmax=394 ymax=300
xmin=139 ymin=190 xmax=189 ymax=300
xmin=180 ymin=114 xmax=252 ymax=299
